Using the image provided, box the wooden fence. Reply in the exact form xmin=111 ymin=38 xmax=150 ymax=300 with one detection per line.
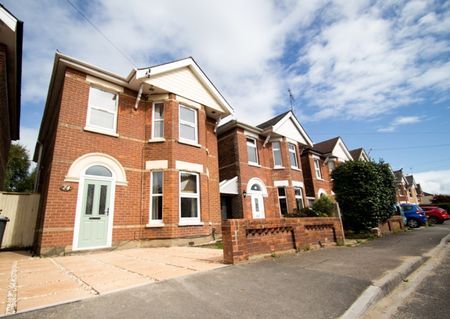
xmin=0 ymin=192 xmax=40 ymax=249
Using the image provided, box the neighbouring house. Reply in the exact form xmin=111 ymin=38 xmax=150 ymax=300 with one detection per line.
xmin=33 ymin=52 xmax=233 ymax=255
xmin=393 ymin=169 xmax=419 ymax=204
xmin=0 ymin=5 xmax=22 ymax=189
xmin=405 ymin=175 xmax=419 ymax=204
xmin=420 ymin=191 xmax=434 ymax=205
xmin=416 ymin=183 xmax=424 ymax=204
xmin=349 ymin=148 xmax=370 ymax=161
xmin=301 ymin=136 xmax=353 ymax=204
xmin=217 ymin=111 xmax=313 ymax=219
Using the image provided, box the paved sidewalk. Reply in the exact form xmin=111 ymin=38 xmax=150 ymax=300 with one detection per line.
xmin=0 ymin=247 xmax=224 ymax=316
xmin=6 ymin=224 xmax=449 ymax=319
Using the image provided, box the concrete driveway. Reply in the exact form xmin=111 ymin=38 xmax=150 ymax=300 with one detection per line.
xmin=0 ymin=247 xmax=225 ymax=316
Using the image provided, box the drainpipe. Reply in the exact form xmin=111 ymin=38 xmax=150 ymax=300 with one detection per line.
xmin=214 ymin=116 xmax=222 ymax=134
xmin=134 ymin=83 xmax=144 ymax=110
xmin=263 ymin=134 xmax=271 ymax=147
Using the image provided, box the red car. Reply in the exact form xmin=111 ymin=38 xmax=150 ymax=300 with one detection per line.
xmin=420 ymin=206 xmax=450 ymax=224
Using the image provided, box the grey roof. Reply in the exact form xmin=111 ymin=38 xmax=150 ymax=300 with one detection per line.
xmin=393 ymin=169 xmax=404 ymax=183
xmin=405 ymin=175 xmax=415 ymax=186
xmin=311 ymin=137 xmax=340 ymax=154
xmin=256 ymin=111 xmax=290 ymax=129
xmin=349 ymin=148 xmax=363 ymax=160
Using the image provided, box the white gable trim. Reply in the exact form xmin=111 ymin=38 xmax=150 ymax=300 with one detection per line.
xmin=272 ymin=112 xmax=313 ymax=146
xmin=332 ymin=138 xmax=353 ymax=162
xmin=136 ymin=58 xmax=233 ymax=116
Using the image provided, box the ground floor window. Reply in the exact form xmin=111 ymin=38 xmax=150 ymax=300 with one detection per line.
xmin=150 ymin=171 xmax=163 ymax=223
xmin=295 ymin=187 xmax=304 ymax=210
xmin=180 ymin=172 xmax=200 ymax=223
xmin=278 ymin=187 xmax=288 ymax=215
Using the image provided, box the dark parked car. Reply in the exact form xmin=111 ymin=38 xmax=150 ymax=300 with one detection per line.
xmin=420 ymin=206 xmax=450 ymax=224
xmin=400 ymin=204 xmax=427 ymax=228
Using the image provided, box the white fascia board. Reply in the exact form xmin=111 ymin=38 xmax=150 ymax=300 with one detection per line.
xmin=272 ymin=112 xmax=313 ymax=147
xmin=0 ymin=7 xmax=18 ymax=31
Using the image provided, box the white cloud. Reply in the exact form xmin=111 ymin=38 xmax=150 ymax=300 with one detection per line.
xmin=289 ymin=0 xmax=450 ymax=121
xmin=377 ymin=115 xmax=421 ymax=132
xmin=415 ymin=170 xmax=450 ymax=195
xmin=3 ymin=0 xmax=450 ymax=129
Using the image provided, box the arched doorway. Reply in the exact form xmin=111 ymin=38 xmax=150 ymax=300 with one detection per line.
xmin=246 ymin=178 xmax=268 ymax=219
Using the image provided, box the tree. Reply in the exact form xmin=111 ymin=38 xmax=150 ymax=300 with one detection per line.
xmin=331 ymin=160 xmax=396 ymax=231
xmin=3 ymin=144 xmax=35 ymax=192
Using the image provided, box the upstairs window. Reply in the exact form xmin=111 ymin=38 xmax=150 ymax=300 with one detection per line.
xmin=314 ymin=158 xmax=322 ymax=179
xmin=272 ymin=141 xmax=282 ymax=167
xmin=86 ymin=87 xmax=118 ymax=133
xmin=288 ymin=143 xmax=298 ymax=168
xmin=152 ymin=103 xmax=164 ymax=139
xmin=179 ymin=105 xmax=198 ymax=144
xmin=247 ymin=137 xmax=259 ymax=165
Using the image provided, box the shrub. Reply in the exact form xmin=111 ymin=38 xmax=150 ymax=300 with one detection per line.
xmin=311 ymin=195 xmax=335 ymax=217
xmin=332 ymin=160 xmax=396 ymax=231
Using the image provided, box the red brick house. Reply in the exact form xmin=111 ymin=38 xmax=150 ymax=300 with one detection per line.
xmin=33 ymin=53 xmax=233 ymax=255
xmin=217 ymin=111 xmax=313 ymax=219
xmin=0 ymin=5 xmax=22 ymax=189
xmin=301 ymin=137 xmax=353 ymax=204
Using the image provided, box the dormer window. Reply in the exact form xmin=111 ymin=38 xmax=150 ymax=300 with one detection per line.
xmin=86 ymin=87 xmax=118 ymax=134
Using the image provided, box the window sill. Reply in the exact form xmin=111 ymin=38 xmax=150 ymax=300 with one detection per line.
xmin=178 ymin=221 xmax=204 ymax=227
xmin=315 ymin=177 xmax=325 ymax=181
xmin=177 ymin=139 xmax=201 ymax=148
xmin=248 ymin=163 xmax=261 ymax=168
xmin=273 ymin=166 xmax=285 ymax=170
xmin=145 ymin=223 xmax=165 ymax=228
xmin=291 ymin=167 xmax=302 ymax=171
xmin=148 ymin=138 xmax=166 ymax=143
xmin=84 ymin=126 xmax=119 ymax=137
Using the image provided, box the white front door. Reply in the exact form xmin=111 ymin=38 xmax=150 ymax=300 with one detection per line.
xmin=251 ymin=194 xmax=265 ymax=219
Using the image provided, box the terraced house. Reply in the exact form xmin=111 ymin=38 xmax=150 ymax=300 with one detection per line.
xmin=33 ymin=53 xmax=233 ymax=255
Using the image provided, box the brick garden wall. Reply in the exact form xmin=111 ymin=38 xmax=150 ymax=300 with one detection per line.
xmin=222 ymin=217 xmax=344 ymax=264
xmin=379 ymin=215 xmax=405 ymax=235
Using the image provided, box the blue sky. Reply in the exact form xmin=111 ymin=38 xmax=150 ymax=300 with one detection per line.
xmin=4 ymin=0 xmax=450 ymax=193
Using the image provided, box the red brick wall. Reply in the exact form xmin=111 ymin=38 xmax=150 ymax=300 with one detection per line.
xmin=36 ymin=67 xmax=222 ymax=255
xmin=0 ymin=45 xmax=10 ymax=190
xmin=222 ymin=217 xmax=344 ymax=264
xmin=218 ymin=127 xmax=308 ymax=219
xmin=379 ymin=216 xmax=404 ymax=234
xmin=300 ymin=152 xmax=333 ymax=199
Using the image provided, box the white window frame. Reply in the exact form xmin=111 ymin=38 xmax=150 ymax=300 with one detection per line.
xmin=314 ymin=158 xmax=322 ymax=179
xmin=179 ymin=105 xmax=198 ymax=144
xmin=295 ymin=187 xmax=304 ymax=210
xmin=246 ymin=137 xmax=259 ymax=165
xmin=272 ymin=141 xmax=283 ymax=167
xmin=179 ymin=171 xmax=201 ymax=225
xmin=86 ymin=86 xmax=118 ymax=135
xmin=149 ymin=171 xmax=164 ymax=226
xmin=288 ymin=143 xmax=299 ymax=168
xmin=277 ymin=187 xmax=288 ymax=216
xmin=152 ymin=102 xmax=165 ymax=140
